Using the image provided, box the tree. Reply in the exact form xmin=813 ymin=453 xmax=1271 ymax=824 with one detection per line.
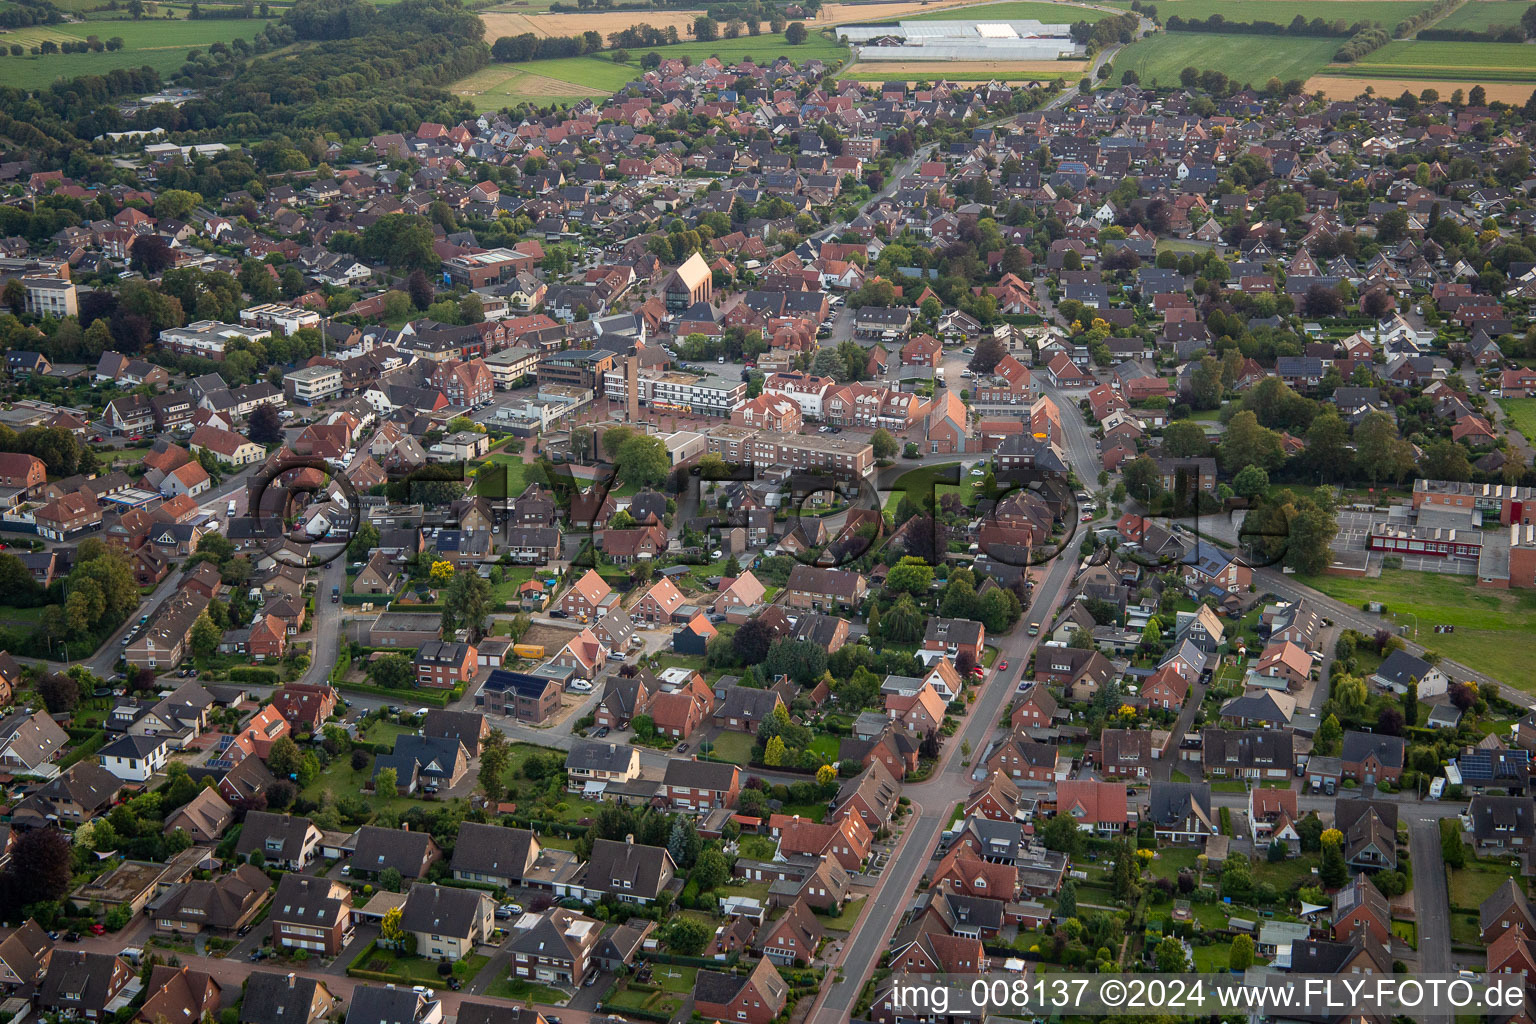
xmin=375 ymin=766 xmax=399 ymax=795
xmin=666 ymin=918 xmax=709 ymax=955
xmin=130 ymin=235 xmax=175 ymax=275
xmin=442 ymin=570 xmax=492 ymax=640
xmin=380 ymin=866 xmax=403 ymax=893
xmin=969 ymin=335 xmax=1006 ymax=374
xmin=7 ymin=828 xmax=74 ymax=906
xmin=1320 ymin=828 xmax=1348 ymax=887
xmin=1354 ymin=411 xmax=1413 ymax=485
xmin=1154 ymin=936 xmax=1189 ymax=973
xmin=1230 ymin=934 xmax=1255 ymax=971
xmin=1161 ymin=420 xmax=1209 ymax=458
xmin=407 ymin=269 xmax=434 ymax=310
xmin=248 ymin=403 xmax=283 ymax=446
xmin=189 ymin=612 xmax=221 ymax=659
xmin=1305 ymin=410 xmax=1353 ymax=483
xmin=369 ymin=652 xmax=415 ymax=689
xmin=349 ymin=523 xmax=381 ymax=563
xmin=870 ymin=428 xmax=898 ymax=461
xmin=1220 ymin=410 xmax=1284 ymax=473
xmin=1039 ymin=812 xmax=1084 ymax=856
xmin=381 ymin=906 xmax=405 ymax=945
xmin=37 ymin=672 xmax=79 ymax=714
xmin=602 ymin=425 xmax=635 ymax=460
xmin=1123 ymin=455 xmax=1163 ymax=504
xmin=764 ymin=735 xmax=787 ymax=766
xmin=1232 ymin=465 xmax=1269 ymax=499
xmin=733 ymin=618 xmax=774 ymax=665
xmin=1057 ymin=879 xmax=1077 ymax=919
xmin=1189 ymin=354 xmax=1223 ymax=410
xmin=615 ymin=435 xmax=669 ymax=489
xmin=1402 ymin=682 xmax=1418 ymax=728
xmin=693 ymin=848 xmax=729 ymax=891
xmin=784 ymin=20 xmax=807 ymax=43
xmin=1314 ymin=714 xmax=1342 ymax=756
xmin=479 ymin=732 xmax=510 ymax=803
xmin=885 ymin=557 xmax=934 ymax=596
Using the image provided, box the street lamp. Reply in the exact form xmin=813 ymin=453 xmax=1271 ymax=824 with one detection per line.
xmin=54 ymin=640 xmax=70 ymax=667
xmin=1403 ymin=611 xmax=1418 ymax=639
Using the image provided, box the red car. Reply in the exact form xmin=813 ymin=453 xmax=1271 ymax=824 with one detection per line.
xmin=969 ymin=666 xmax=984 ymax=679
xmin=89 ymin=924 xmax=104 ymax=935
xmin=999 ymin=660 xmax=1008 ymax=672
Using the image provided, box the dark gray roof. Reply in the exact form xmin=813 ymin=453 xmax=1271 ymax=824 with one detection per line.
xmin=1340 ymin=730 xmax=1405 ymax=770
xmin=345 ymin=985 xmax=430 ymax=1024
xmin=451 ymin=821 xmax=538 ymax=879
xmin=565 ymin=740 xmax=635 ymax=774
xmin=399 ymin=883 xmax=488 ymax=938
xmin=242 ymin=972 xmax=334 ymax=1024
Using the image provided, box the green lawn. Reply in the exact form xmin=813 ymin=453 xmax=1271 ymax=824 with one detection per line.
xmin=4 ymin=18 xmax=271 ymax=89
xmin=1392 ymin=919 xmax=1417 ymax=949
xmin=1190 ymin=943 xmax=1230 ymax=972
xmin=489 ymin=567 xmax=537 ymax=607
xmin=648 ymin=964 xmax=699 ymax=993
xmin=1146 ymin=846 xmax=1200 ymax=881
xmin=484 ymin=976 xmax=568 ymax=1004
xmin=738 ymin=835 xmax=778 ymax=861
xmin=822 ymin=895 xmax=868 ymax=930
xmin=1112 ymin=32 xmax=1343 ymax=88
xmin=350 ymin=942 xmax=490 ymax=985
xmin=1346 ymin=38 xmax=1536 ymax=80
xmin=706 ymin=731 xmax=756 ymax=766
xmin=1498 ymin=398 xmax=1536 ymax=444
xmin=883 ymin=462 xmax=968 ymax=512
xmin=1448 ymin=860 xmax=1521 ymax=912
xmin=1295 ymin=569 xmax=1536 ymax=691
xmin=471 ymin=454 xmax=545 ymax=501
xmin=1252 ymin=854 xmax=1322 ymax=892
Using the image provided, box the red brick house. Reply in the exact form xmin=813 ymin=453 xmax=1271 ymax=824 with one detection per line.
xmin=983 ymin=732 xmax=1064 ymax=782
xmin=415 ymin=641 xmax=477 ymax=688
xmin=930 ymin=848 xmax=1018 ymax=900
xmin=632 ymin=578 xmax=685 ymax=623
xmin=964 ymin=772 xmax=1024 ymax=822
xmin=1010 ymin=684 xmax=1058 ymax=732
xmin=247 ymin=614 xmax=287 ymax=661
xmin=272 ymin=683 xmax=338 ymax=730
xmin=772 ymin=813 xmax=872 ymax=871
xmin=660 ymin=758 xmax=740 ymax=810
xmin=693 ymin=960 xmax=787 ymax=1024
xmin=648 ymin=677 xmax=714 ymax=739
xmin=923 ymin=617 xmax=985 ymax=664
xmin=755 ymin=900 xmax=824 ymax=967
xmin=900 ymin=334 xmax=942 ymax=367
xmin=1142 ymin=663 xmax=1191 ymax=711
xmin=561 ymin=569 xmax=614 ymax=620
xmin=1332 ymin=873 xmax=1391 ymax=945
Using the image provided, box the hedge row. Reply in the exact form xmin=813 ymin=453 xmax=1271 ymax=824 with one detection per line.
xmin=229 ymin=667 xmax=281 ymax=684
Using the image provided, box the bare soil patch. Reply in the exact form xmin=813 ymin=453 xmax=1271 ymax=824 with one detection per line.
xmin=818 ymin=0 xmax=990 ymax=22
xmin=1304 ymin=75 xmax=1535 ymax=102
xmin=481 ymin=9 xmax=703 ymax=38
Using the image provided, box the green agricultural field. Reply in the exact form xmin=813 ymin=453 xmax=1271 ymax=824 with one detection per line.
xmin=1429 ymin=0 xmax=1528 ymax=34
xmin=454 ymin=31 xmax=846 ymax=110
xmin=1101 ymin=0 xmax=1433 ymax=25
xmin=896 ymin=1 xmax=1116 ymax=23
xmin=2 ymin=17 xmax=269 ymax=89
xmin=620 ymin=29 xmax=847 ymax=66
xmin=1112 ymin=31 xmax=1340 ymax=87
xmin=1294 ymin=568 xmax=1536 ymax=691
xmin=1344 ymin=39 xmax=1536 ymax=80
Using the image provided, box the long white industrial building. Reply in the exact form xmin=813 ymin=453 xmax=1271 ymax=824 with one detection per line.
xmin=839 ymin=19 xmax=1083 ymax=61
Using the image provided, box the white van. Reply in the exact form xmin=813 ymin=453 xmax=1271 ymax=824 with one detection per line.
xmin=227 ymin=499 xmax=237 ymax=516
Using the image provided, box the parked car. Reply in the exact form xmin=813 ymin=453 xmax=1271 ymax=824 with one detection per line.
xmin=550 ymin=609 xmax=570 ymax=618
xmin=595 ymin=726 xmax=610 ymax=738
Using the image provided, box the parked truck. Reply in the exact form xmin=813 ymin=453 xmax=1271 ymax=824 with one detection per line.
xmin=512 ymin=643 xmax=545 ymax=659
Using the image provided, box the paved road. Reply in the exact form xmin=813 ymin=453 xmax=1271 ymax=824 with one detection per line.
xmin=808 ymin=525 xmax=1081 ymax=1024
xmin=1409 ymin=819 xmax=1454 ymax=974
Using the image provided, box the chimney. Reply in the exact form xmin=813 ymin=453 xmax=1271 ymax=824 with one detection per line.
xmin=625 ymin=833 xmax=635 ymax=844
xmin=287 ymin=974 xmax=296 ymax=989
xmin=608 ymin=743 xmax=616 ymax=753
